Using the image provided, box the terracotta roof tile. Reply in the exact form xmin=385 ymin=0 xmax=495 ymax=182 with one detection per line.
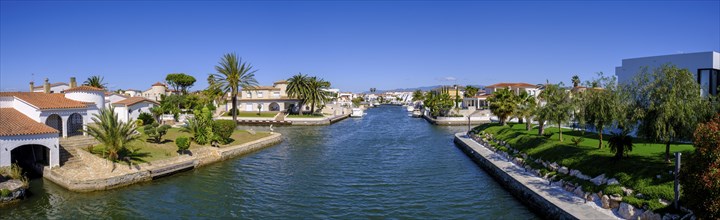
xmin=152 ymin=82 xmax=166 ymax=87
xmin=64 ymin=85 xmax=104 ymax=92
xmin=0 ymin=92 xmax=90 ymax=109
xmin=486 ymin=82 xmax=538 ymax=89
xmin=273 ymin=80 xmax=288 ymax=84
xmin=0 ymin=108 xmax=59 ymax=136
xmin=113 ymin=97 xmax=159 ymax=106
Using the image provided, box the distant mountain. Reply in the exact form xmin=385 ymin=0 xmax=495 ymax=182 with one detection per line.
xmin=364 ymin=85 xmax=484 ymax=93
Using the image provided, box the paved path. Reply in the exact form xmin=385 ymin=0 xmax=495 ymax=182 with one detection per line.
xmin=455 ymin=133 xmax=618 ymax=220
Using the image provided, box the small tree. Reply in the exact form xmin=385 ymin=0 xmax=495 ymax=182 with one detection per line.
xmin=166 ymin=73 xmax=197 ymax=95
xmin=608 ymin=130 xmax=633 ymax=160
xmin=213 ymin=120 xmax=236 ymax=144
xmin=84 ymin=106 xmax=140 ymax=162
xmin=183 ymin=107 xmax=215 ymax=145
xmin=143 ymin=122 xmax=171 ymax=143
xmin=584 ymin=72 xmax=619 ymax=148
xmin=175 ymin=137 xmax=191 ymax=155
xmin=137 ymin=112 xmax=155 ymax=125
xmin=488 ymin=88 xmax=517 ymax=126
xmin=542 ymin=83 xmax=572 ymax=142
xmin=257 ymin=104 xmax=263 ymax=115
xmin=515 ymin=90 xmax=536 ymax=130
xmin=681 ymin=114 xmax=720 ymax=219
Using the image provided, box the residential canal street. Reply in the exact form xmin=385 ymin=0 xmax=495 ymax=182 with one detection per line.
xmin=2 ymin=105 xmax=537 ymax=219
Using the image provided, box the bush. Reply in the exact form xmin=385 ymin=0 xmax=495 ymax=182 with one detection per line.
xmin=137 ymin=112 xmax=155 ymax=125
xmin=175 ymin=137 xmax=190 ymax=154
xmin=213 ymin=120 xmax=236 ymax=144
xmin=681 ymin=114 xmax=720 ymax=219
xmin=9 ymin=163 xmax=22 ymax=180
xmin=143 ymin=122 xmax=171 ymax=143
xmin=0 ymin=188 xmax=10 ymax=197
xmin=183 ymin=107 xmax=214 ymax=145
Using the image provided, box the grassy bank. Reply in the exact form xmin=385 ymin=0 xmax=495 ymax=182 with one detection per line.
xmin=473 ymin=123 xmax=694 ymax=210
xmin=89 ymin=128 xmax=272 ymax=162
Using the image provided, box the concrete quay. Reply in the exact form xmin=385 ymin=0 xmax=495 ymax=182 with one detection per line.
xmin=454 ymin=133 xmax=617 ymax=220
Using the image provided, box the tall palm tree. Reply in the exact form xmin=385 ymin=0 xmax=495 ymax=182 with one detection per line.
xmin=209 ymin=53 xmax=258 ymax=121
xmin=306 ymin=77 xmax=332 ymax=114
xmin=286 ymin=73 xmax=310 ymax=115
xmin=83 ymin=75 xmax=107 ymax=89
xmin=571 ymin=75 xmax=580 ymax=88
xmin=515 ymin=90 xmax=537 ymax=131
xmin=488 ymin=88 xmax=518 ymax=126
xmin=84 ymin=106 xmax=141 ymax=162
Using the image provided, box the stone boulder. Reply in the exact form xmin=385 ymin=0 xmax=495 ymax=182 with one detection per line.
xmin=609 ymin=195 xmax=623 ymax=209
xmin=621 ymin=186 xmax=634 ymax=196
xmin=549 ymin=162 xmax=559 ymax=171
xmin=607 ymin=178 xmax=620 ymax=185
xmin=640 ymin=210 xmax=662 ymax=220
xmin=590 ymin=174 xmax=607 ymax=185
xmin=618 ymin=202 xmax=636 ymax=219
xmin=573 ymin=186 xmax=584 ymax=198
xmin=569 ymin=169 xmax=580 ymax=176
xmin=576 ymin=173 xmax=591 ymax=180
xmin=558 ymin=166 xmax=569 ymax=174
xmin=601 ymin=195 xmax=610 ymax=209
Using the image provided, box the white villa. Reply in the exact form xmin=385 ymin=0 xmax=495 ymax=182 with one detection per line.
xmin=0 ymin=78 xmax=160 ymax=169
xmin=462 ymin=82 xmax=540 ymax=110
xmin=615 ymin=51 xmax=720 ymax=97
xmin=225 ymin=80 xmax=302 ymax=113
xmin=140 ymin=82 xmax=178 ymax=101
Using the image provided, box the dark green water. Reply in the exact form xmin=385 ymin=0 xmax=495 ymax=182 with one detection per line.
xmin=1 ymin=105 xmax=536 ymax=219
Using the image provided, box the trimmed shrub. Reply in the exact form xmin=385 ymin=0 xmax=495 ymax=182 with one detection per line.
xmin=175 ymin=137 xmax=190 ymax=154
xmin=143 ymin=122 xmax=171 ymax=143
xmin=137 ymin=112 xmax=155 ymax=125
xmin=213 ymin=120 xmax=236 ymax=144
xmin=681 ymin=114 xmax=720 ymax=219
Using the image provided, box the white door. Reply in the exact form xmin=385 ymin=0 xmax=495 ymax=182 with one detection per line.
xmin=245 ymin=103 xmax=253 ymax=111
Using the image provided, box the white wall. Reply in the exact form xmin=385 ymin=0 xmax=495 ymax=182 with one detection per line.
xmin=615 ymin=51 xmax=719 ymax=84
xmin=113 ymin=105 xmax=130 ymax=123
xmin=0 ymin=133 xmax=60 ymax=168
xmin=127 ymin=102 xmax=154 ymax=122
xmin=12 ymin=98 xmax=41 ymax=121
xmin=65 ymin=91 xmax=104 ymax=111
xmin=32 ymin=85 xmax=69 ymax=94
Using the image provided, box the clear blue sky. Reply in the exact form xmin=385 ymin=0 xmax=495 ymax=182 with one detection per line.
xmin=1 ymin=1 xmax=718 ymax=93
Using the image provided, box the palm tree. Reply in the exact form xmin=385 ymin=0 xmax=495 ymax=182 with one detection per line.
xmin=608 ymin=130 xmax=633 ymax=160
xmin=464 ymin=85 xmax=479 ymax=98
xmin=571 ymin=75 xmax=580 ymax=88
xmin=150 ymin=106 xmax=165 ymax=124
xmin=209 ymin=53 xmax=258 ymax=121
xmin=487 ymin=88 xmax=517 ymax=126
xmin=84 ymin=106 xmax=141 ymax=162
xmin=83 ymin=75 xmax=107 ymax=89
xmin=306 ymin=77 xmax=333 ymax=114
xmin=515 ymin=90 xmax=537 ymax=131
xmin=286 ymin=73 xmax=310 ymax=115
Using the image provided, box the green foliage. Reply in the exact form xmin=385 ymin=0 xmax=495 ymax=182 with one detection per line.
xmin=286 ymin=73 xmax=333 ymax=114
xmin=82 ymin=75 xmax=107 ymax=89
xmin=175 ymin=137 xmax=191 ymax=154
xmin=210 ymin=53 xmax=259 ymax=121
xmin=0 ymin=188 xmax=10 ymax=197
xmin=515 ymin=90 xmax=537 ymax=130
xmin=632 ymin=64 xmax=709 ymax=161
xmin=464 ymin=85 xmax=480 ymax=98
xmin=137 ymin=112 xmax=155 ymax=125
xmin=608 ymin=130 xmax=633 ymax=160
xmin=423 ymin=91 xmax=454 ymax=117
xmin=681 ymin=114 xmax=720 ymax=219
xmin=412 ymin=89 xmax=424 ymax=101
xmin=143 ymin=122 xmax=171 ymax=143
xmin=183 ymin=107 xmax=215 ymax=145
xmin=212 ymin=120 xmax=236 ymax=144
xmin=351 ymin=97 xmax=364 ymax=107
xmin=488 ymin=88 xmax=517 ymax=126
xmin=583 ymin=72 xmax=622 ymax=148
xmin=165 ymin=73 xmax=196 ymax=94
xmin=571 ymin=75 xmax=580 ymax=87
xmin=84 ymin=106 xmax=141 ymax=161
xmin=540 ymin=83 xmax=573 ymax=141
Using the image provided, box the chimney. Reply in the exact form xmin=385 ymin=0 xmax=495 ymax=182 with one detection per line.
xmin=30 ymin=81 xmax=35 ymax=92
xmin=70 ymin=77 xmax=77 ymax=88
xmin=44 ymin=78 xmax=50 ymax=94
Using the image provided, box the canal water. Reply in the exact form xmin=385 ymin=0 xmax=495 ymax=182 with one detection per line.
xmin=1 ymin=105 xmax=537 ymax=219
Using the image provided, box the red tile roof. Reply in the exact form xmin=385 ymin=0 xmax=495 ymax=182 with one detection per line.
xmin=152 ymin=82 xmax=166 ymax=87
xmin=486 ymin=83 xmax=538 ymax=89
xmin=64 ymin=85 xmax=104 ymax=92
xmin=0 ymin=92 xmax=91 ymax=109
xmin=274 ymin=80 xmax=288 ymax=84
xmin=112 ymin=97 xmax=159 ymax=106
xmin=0 ymin=108 xmax=59 ymax=136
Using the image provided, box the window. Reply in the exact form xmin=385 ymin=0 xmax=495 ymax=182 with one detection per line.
xmin=258 ymin=91 xmax=264 ymax=98
xmin=246 ymin=91 xmax=252 ymax=98
xmin=272 ymin=91 xmax=280 ymax=98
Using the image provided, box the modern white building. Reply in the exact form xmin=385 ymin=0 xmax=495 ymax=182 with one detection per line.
xmin=111 ymin=97 xmax=159 ymax=123
xmin=615 ymin=51 xmax=720 ymax=97
xmin=226 ymin=80 xmax=302 ymax=113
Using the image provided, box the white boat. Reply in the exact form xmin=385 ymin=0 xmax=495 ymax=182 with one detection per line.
xmin=406 ymin=105 xmax=415 ymax=112
xmin=411 ymin=110 xmax=422 ymax=117
xmin=351 ymin=108 xmax=365 ymax=117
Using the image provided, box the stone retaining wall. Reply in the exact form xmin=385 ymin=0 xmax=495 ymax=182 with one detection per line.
xmin=422 ymin=114 xmax=490 ymax=125
xmin=44 ymin=133 xmax=283 ymax=192
xmin=453 ymin=133 xmax=615 ymax=219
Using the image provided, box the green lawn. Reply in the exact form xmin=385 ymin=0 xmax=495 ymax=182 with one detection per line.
xmin=223 ymin=111 xmax=278 ymax=117
xmin=473 ymin=123 xmax=694 ymax=210
xmin=89 ymin=128 xmax=273 ymax=163
xmin=286 ymin=113 xmax=327 ymax=118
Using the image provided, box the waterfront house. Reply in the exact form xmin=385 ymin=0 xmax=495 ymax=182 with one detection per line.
xmin=141 ymin=82 xmax=179 ymax=102
xmin=111 ymin=97 xmax=160 ymax=123
xmin=484 ymin=82 xmax=541 ymax=97
xmin=225 ymin=80 xmax=302 ymax=113
xmin=615 ymin=51 xmax=720 ymax=97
